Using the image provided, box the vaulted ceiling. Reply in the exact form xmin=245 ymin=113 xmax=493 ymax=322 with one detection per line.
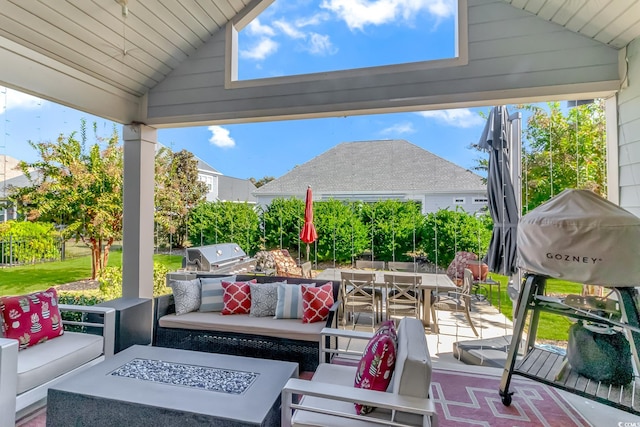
xmin=0 ymin=0 xmax=637 ymax=125
xmin=0 ymin=0 xmax=258 ymax=97
xmin=504 ymin=0 xmax=640 ymax=49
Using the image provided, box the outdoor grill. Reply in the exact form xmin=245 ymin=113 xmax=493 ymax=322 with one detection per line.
xmin=183 ymin=243 xmax=257 ymax=274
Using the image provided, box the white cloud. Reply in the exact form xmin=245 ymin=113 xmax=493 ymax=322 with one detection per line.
xmin=246 ymin=19 xmax=275 ymax=37
xmin=208 ymin=126 xmax=235 ymax=148
xmin=417 ymin=108 xmax=484 ymax=128
xmin=240 ymin=38 xmax=279 ymax=60
xmin=295 ymin=12 xmax=331 ymax=27
xmin=273 ymin=20 xmax=306 ymax=39
xmin=307 ymin=33 xmax=337 ymax=55
xmin=320 ymin=0 xmax=455 ymax=31
xmin=381 ymin=122 xmax=416 ymax=135
xmin=0 ymin=87 xmax=44 ymax=113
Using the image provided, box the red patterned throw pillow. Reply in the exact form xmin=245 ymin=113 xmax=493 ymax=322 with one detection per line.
xmin=0 ymin=287 xmax=64 ymax=350
xmin=301 ymin=283 xmax=334 ymax=324
xmin=221 ymin=280 xmax=256 ymax=315
xmin=353 ymin=323 xmax=397 ymax=415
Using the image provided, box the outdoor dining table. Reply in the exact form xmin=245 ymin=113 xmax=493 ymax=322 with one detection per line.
xmin=315 ymin=268 xmax=457 ymax=328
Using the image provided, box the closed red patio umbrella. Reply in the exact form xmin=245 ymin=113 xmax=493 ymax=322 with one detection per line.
xmin=300 ymin=186 xmax=318 ymax=261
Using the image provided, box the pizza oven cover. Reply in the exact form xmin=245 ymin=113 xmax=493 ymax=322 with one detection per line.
xmin=517 ymin=189 xmax=640 ymax=287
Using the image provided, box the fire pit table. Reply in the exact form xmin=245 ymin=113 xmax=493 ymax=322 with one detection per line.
xmin=46 ymin=345 xmax=298 ymax=426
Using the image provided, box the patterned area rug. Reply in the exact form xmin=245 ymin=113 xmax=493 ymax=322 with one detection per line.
xmin=432 ymin=369 xmax=589 ymax=426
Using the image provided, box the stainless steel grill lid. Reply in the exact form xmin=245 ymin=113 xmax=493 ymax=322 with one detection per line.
xmin=517 ymin=189 xmax=640 ymax=287
xmin=184 ymin=243 xmax=255 ymax=274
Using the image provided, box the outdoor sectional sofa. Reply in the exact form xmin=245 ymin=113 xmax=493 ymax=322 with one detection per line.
xmin=0 ymin=302 xmax=115 ymax=427
xmin=153 ymin=273 xmax=340 ymax=372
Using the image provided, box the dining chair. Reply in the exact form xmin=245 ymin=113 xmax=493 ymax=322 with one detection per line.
xmin=383 ymin=274 xmax=422 ymax=322
xmin=430 ymin=268 xmax=479 ymax=336
xmin=340 ymin=272 xmax=380 ymax=328
xmin=354 ymin=260 xmax=385 ymax=270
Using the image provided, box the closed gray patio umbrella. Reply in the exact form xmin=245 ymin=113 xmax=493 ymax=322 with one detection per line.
xmin=478 ymin=106 xmax=519 ymax=276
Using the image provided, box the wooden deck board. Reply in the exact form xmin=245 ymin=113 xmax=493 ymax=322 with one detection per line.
xmin=513 ymin=348 xmax=640 ymax=415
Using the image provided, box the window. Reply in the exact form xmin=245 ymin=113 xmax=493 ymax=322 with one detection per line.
xmin=198 ymin=174 xmax=214 ymax=192
xmin=473 ymin=197 xmax=488 ymax=204
xmin=234 ymin=0 xmax=462 ymax=82
xmin=453 ymin=197 xmax=465 ymax=204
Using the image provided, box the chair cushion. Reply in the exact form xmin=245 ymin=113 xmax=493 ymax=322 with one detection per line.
xmin=391 ymin=317 xmax=431 ymax=399
xmin=446 ymin=251 xmax=478 ymax=285
xmin=17 ymin=331 xmax=103 ymax=394
xmin=169 ymin=279 xmax=201 ymax=315
xmin=301 ymin=283 xmax=334 ymax=323
xmin=275 ymin=283 xmax=305 ymax=319
xmin=353 ymin=322 xmax=397 ymax=414
xmin=0 ymin=288 xmax=64 ymax=349
xmin=221 ymin=280 xmax=256 ymax=315
xmin=199 ymin=275 xmax=236 ymax=312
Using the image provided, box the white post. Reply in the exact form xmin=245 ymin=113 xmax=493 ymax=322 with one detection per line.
xmin=122 ymin=124 xmax=156 ymax=299
xmin=509 ymin=111 xmax=522 ymax=318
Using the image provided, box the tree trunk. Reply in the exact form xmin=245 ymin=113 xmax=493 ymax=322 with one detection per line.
xmin=102 ymin=237 xmax=113 ymax=269
xmin=90 ymin=239 xmax=100 ymax=280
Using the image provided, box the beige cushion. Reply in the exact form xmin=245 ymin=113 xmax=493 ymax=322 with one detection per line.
xmin=392 ymin=317 xmax=431 ymax=399
xmin=16 ymin=331 xmax=103 ymax=394
xmin=158 ymin=312 xmax=324 ymax=342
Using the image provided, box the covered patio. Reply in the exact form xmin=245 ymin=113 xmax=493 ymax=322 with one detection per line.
xmin=2 ymin=0 xmax=640 ymax=425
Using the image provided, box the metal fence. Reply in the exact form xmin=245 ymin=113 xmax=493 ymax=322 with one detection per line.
xmin=0 ymin=236 xmax=66 ymax=267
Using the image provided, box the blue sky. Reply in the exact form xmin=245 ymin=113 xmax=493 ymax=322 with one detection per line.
xmin=1 ymin=0 xmax=495 ymax=181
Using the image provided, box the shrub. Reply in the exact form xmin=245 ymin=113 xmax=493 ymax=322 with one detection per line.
xmin=96 ymin=261 xmax=174 ymax=299
xmin=314 ymin=200 xmax=368 ymax=262
xmin=188 ymin=201 xmax=261 ymax=254
xmin=419 ymin=208 xmax=493 ymax=268
xmin=0 ymin=220 xmax=60 ymax=263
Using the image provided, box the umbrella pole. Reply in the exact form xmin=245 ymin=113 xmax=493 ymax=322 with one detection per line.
xmin=306 ymin=244 xmax=310 ymax=261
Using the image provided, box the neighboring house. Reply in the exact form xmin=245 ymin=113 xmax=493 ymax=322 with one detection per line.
xmin=0 ymin=156 xmax=28 ymax=222
xmin=253 ymin=140 xmax=487 ymax=214
xmin=195 ymin=156 xmax=256 ymax=204
xmin=0 ymin=174 xmax=32 ymax=222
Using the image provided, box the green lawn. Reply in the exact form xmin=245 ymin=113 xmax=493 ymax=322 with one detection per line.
xmin=0 ymin=252 xmax=183 ymax=296
xmin=482 ymin=274 xmax=584 ymax=343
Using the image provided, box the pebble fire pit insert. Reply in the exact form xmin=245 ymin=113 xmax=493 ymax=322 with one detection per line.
xmin=110 ymin=358 xmax=259 ymax=394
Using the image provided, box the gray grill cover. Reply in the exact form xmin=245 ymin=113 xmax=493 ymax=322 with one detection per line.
xmin=517 ymin=189 xmax=640 ymax=287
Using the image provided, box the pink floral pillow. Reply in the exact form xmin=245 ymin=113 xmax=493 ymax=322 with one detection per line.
xmin=221 ymin=280 xmax=256 ymax=315
xmin=301 ymin=283 xmax=334 ymax=323
xmin=353 ymin=330 xmax=397 ymax=414
xmin=0 ymin=287 xmax=64 ymax=350
xmin=446 ymin=251 xmax=478 ymax=285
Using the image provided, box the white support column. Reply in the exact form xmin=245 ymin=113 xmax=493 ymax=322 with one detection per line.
xmin=605 ymin=95 xmax=619 ymax=205
xmin=122 ymin=124 xmax=156 ymax=299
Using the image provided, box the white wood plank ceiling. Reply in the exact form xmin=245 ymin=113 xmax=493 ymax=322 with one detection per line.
xmin=504 ymin=0 xmax=640 ymax=49
xmin=0 ymin=0 xmax=253 ymax=97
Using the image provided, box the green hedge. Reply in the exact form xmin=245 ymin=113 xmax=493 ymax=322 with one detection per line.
xmin=186 ymin=199 xmax=494 ymax=268
xmin=0 ymin=220 xmax=61 ymax=264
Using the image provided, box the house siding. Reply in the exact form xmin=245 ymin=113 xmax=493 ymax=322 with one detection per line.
xmin=618 ymin=38 xmax=640 ymax=217
xmin=145 ymin=0 xmax=619 ymax=126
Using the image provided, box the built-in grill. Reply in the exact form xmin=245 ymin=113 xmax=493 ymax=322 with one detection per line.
xmin=183 ymin=243 xmax=257 ymax=274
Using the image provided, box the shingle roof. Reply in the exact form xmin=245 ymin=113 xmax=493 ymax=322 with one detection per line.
xmin=254 ymin=140 xmax=485 ymax=195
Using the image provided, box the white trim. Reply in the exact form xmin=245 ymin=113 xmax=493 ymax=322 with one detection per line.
xmin=225 ymin=0 xmax=469 ymax=89
xmin=606 ymin=94 xmax=620 ymax=205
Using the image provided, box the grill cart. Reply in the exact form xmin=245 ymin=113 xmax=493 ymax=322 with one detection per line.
xmin=499 ymin=190 xmax=640 ymax=414
xmin=182 ymin=243 xmax=257 ymax=275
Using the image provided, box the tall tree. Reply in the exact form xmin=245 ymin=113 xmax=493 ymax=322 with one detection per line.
xmin=250 ymin=176 xmax=275 ymax=188
xmin=521 ymin=101 xmax=607 ymax=212
xmin=12 ymin=120 xmax=122 ymax=279
xmin=155 ymin=148 xmax=208 ymax=248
